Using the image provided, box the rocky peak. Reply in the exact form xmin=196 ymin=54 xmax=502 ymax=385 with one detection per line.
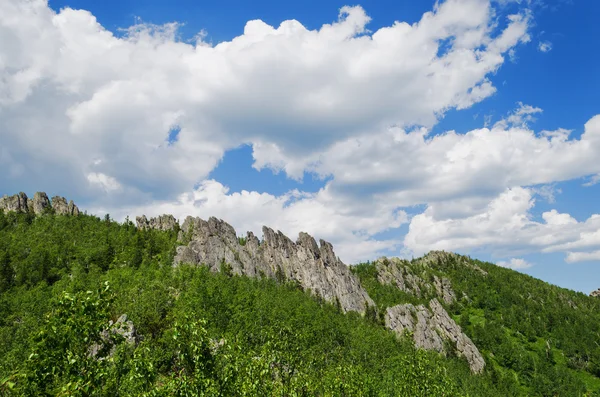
xmin=0 ymin=192 xmax=29 ymax=213
xmin=170 ymin=215 xmax=374 ymax=314
xmin=136 ymin=214 xmax=178 ymax=231
xmin=0 ymin=192 xmax=79 ymax=216
xmin=591 ymin=289 xmax=600 ymax=298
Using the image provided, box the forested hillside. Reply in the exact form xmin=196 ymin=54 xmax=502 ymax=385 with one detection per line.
xmin=0 ymin=208 xmax=599 ymax=396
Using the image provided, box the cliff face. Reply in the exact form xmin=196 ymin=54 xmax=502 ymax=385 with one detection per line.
xmin=170 ymin=216 xmax=375 ymax=314
xmin=385 ymin=300 xmax=485 ymax=373
xmin=375 ymin=255 xmax=485 ymax=373
xmin=0 ymin=192 xmax=79 ymax=216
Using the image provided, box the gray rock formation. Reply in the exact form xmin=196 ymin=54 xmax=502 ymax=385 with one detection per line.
xmin=591 ymin=289 xmax=600 ymax=298
xmin=89 ymin=314 xmax=138 ymax=359
xmin=136 ymin=214 xmax=178 ymax=231
xmin=429 ymin=299 xmax=485 ymax=373
xmin=420 ymin=251 xmax=488 ymax=276
xmin=0 ymin=192 xmax=29 ymax=213
xmin=374 ymin=257 xmax=455 ymax=303
xmin=433 ymin=275 xmax=456 ymax=305
xmin=1 ymin=192 xmax=80 ymax=216
xmin=385 ymin=299 xmax=485 ymax=373
xmin=173 ymin=216 xmax=374 ymax=314
xmin=32 ymin=192 xmax=51 ymax=215
xmin=51 ymin=196 xmax=80 ymax=216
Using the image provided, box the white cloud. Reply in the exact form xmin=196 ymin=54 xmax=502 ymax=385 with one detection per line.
xmin=404 ymin=186 xmax=600 ymax=262
xmin=583 ymin=174 xmax=600 ymax=187
xmin=493 ymin=102 xmax=543 ymax=129
xmin=4 ymin=0 xmax=598 ymax=268
xmin=0 ymin=0 xmax=531 ymax=201
xmin=497 ymin=258 xmax=533 ymax=269
xmin=565 ymin=251 xmax=600 ymax=264
xmin=538 ymin=40 xmax=552 ymax=52
xmin=87 ymin=172 xmax=121 ymax=192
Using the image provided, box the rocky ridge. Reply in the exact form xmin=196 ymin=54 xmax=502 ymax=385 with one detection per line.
xmin=0 ymin=192 xmax=79 ymax=216
xmin=139 ymin=214 xmax=486 ymax=373
xmin=591 ymin=289 xmax=600 ymax=298
xmin=374 ymin=256 xmax=457 ymax=304
xmin=169 ymin=215 xmax=375 ymax=314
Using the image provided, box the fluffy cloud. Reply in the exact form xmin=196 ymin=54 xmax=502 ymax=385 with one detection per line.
xmin=3 ymin=0 xmax=598 ymax=267
xmin=404 ymin=186 xmax=600 ymax=262
xmin=497 ymin=258 xmax=533 ymax=269
xmin=0 ymin=0 xmax=531 ymax=201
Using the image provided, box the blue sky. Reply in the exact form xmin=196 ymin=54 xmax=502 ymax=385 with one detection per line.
xmin=1 ymin=0 xmax=599 ymax=293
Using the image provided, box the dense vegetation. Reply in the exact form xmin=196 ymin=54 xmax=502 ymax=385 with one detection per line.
xmin=0 ymin=209 xmax=599 ymax=395
xmin=353 ymin=257 xmax=600 ymax=396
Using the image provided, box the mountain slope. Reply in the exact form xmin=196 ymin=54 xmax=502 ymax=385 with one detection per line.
xmin=0 ymin=193 xmax=599 ymax=395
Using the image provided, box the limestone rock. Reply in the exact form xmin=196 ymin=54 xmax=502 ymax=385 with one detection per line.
xmin=68 ymin=200 xmax=80 ymax=216
xmin=385 ymin=304 xmax=415 ymax=336
xmin=0 ymin=192 xmax=29 ymax=213
xmin=433 ymin=275 xmax=456 ymax=304
xmin=136 ymin=214 xmax=178 ymax=231
xmin=1 ymin=192 xmax=80 ymax=216
xmin=429 ymin=299 xmax=485 ymax=373
xmin=385 ymin=299 xmax=485 ymax=373
xmin=172 ymin=216 xmax=374 ymax=314
xmin=89 ymin=314 xmax=138 ymax=359
xmin=420 ymin=251 xmax=488 ymax=276
xmin=32 ymin=192 xmax=51 ymax=215
xmin=591 ymin=289 xmax=600 ymax=298
xmin=51 ymin=196 xmax=79 ymax=216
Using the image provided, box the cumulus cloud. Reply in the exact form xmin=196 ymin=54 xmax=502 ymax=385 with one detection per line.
xmin=497 ymin=258 xmax=533 ymax=269
xmin=565 ymin=251 xmax=600 ymax=263
xmin=0 ymin=0 xmax=532 ymax=200
xmin=3 ymin=0 xmax=598 ymax=267
xmin=404 ymin=186 xmax=600 ymax=262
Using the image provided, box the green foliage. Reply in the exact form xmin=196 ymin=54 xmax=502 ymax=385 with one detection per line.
xmin=0 ymin=212 xmax=598 ymax=395
xmin=354 ymin=256 xmax=600 ymax=396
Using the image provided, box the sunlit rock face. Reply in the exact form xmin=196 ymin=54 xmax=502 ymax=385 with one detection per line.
xmin=170 ymin=215 xmax=374 ymax=314
xmin=0 ymin=192 xmax=79 ymax=216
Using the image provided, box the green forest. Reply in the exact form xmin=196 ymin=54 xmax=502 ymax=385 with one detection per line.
xmin=1 ymin=209 xmax=599 ymax=396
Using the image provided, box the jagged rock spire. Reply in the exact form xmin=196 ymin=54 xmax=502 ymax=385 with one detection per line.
xmin=0 ymin=192 xmax=79 ymax=216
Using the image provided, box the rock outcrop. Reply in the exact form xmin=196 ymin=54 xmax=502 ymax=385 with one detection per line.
xmin=51 ymin=196 xmax=80 ymax=216
xmin=173 ymin=216 xmax=374 ymax=314
xmin=591 ymin=289 xmax=600 ymax=298
xmin=0 ymin=192 xmax=29 ymax=213
xmin=0 ymin=192 xmax=80 ymax=216
xmin=32 ymin=192 xmax=51 ymax=215
xmin=374 ymin=257 xmax=456 ymax=303
xmin=420 ymin=251 xmax=488 ymax=276
xmin=385 ymin=299 xmax=485 ymax=373
xmin=136 ymin=214 xmax=178 ymax=231
xmin=433 ymin=275 xmax=456 ymax=305
xmin=89 ymin=314 xmax=138 ymax=359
